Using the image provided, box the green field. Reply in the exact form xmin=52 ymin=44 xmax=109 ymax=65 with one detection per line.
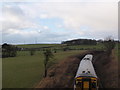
xmin=17 ymin=44 xmax=61 ymax=48
xmin=2 ymin=49 xmax=84 ymax=88
xmin=17 ymin=43 xmax=104 ymax=50
xmin=3 ymin=43 xmax=119 ymax=88
xmin=114 ymin=43 xmax=120 ymax=60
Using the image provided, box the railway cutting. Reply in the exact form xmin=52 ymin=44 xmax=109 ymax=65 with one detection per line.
xmin=35 ymin=50 xmax=118 ymax=89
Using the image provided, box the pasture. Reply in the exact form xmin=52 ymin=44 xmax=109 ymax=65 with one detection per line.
xmin=114 ymin=43 xmax=120 ymax=60
xmin=2 ymin=48 xmax=85 ymax=88
xmin=17 ymin=43 xmax=104 ymax=50
xmin=17 ymin=44 xmax=61 ymax=48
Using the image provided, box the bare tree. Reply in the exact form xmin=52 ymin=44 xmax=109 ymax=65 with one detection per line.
xmin=43 ymin=49 xmax=54 ymax=77
xmin=30 ymin=49 xmax=35 ymax=56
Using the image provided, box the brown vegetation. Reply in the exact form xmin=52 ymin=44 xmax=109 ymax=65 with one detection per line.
xmin=93 ymin=50 xmax=118 ymax=88
xmin=35 ymin=50 xmax=118 ymax=88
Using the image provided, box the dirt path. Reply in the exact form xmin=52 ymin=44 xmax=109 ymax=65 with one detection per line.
xmin=35 ymin=50 xmax=118 ymax=88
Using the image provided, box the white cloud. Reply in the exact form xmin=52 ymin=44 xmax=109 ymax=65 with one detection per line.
xmin=43 ymin=26 xmax=49 ymax=30
xmin=39 ymin=14 xmax=49 ymax=19
xmin=2 ymin=4 xmax=47 ymax=36
xmin=28 ymin=2 xmax=117 ymax=35
xmin=3 ymin=28 xmax=39 ymax=36
xmin=1 ymin=1 xmax=118 ymax=44
xmin=1 ymin=0 xmax=119 ymax=3
xmin=56 ymin=24 xmax=63 ymax=28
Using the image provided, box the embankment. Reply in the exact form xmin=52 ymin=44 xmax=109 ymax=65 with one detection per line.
xmin=35 ymin=50 xmax=118 ymax=88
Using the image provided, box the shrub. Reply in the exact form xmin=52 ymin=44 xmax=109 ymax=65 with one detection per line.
xmin=103 ymin=36 xmax=116 ymax=55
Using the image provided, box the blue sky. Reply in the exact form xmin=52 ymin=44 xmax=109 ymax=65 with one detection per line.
xmin=1 ymin=0 xmax=119 ymax=44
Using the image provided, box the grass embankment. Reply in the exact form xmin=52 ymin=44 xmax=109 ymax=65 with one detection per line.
xmin=114 ymin=43 xmax=120 ymax=60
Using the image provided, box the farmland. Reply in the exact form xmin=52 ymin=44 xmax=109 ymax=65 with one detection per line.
xmin=2 ymin=43 xmax=119 ymax=88
xmin=17 ymin=44 xmax=61 ymax=48
xmin=2 ymin=46 xmax=85 ymax=88
xmin=114 ymin=43 xmax=120 ymax=60
xmin=17 ymin=43 xmax=104 ymax=50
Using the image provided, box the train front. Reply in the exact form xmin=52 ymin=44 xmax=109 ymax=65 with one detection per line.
xmin=74 ymin=54 xmax=99 ymax=90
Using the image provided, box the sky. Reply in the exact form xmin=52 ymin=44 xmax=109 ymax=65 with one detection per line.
xmin=0 ymin=0 xmax=119 ymax=44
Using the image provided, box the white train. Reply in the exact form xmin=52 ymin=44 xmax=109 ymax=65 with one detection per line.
xmin=74 ymin=54 xmax=99 ymax=90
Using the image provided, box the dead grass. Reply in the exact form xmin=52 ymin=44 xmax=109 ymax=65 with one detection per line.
xmin=93 ymin=50 xmax=118 ymax=88
xmin=35 ymin=51 xmax=88 ymax=88
xmin=35 ymin=50 xmax=118 ymax=88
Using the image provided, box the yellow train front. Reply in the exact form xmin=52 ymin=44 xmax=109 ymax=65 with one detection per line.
xmin=74 ymin=54 xmax=99 ymax=90
xmin=75 ymin=75 xmax=98 ymax=90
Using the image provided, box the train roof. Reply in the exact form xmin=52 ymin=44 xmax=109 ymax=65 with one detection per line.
xmin=75 ymin=54 xmax=97 ymax=78
xmin=75 ymin=73 xmax=97 ymax=78
xmin=82 ymin=54 xmax=93 ymax=61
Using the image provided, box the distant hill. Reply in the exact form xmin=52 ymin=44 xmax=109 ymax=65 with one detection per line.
xmin=61 ymin=39 xmax=97 ymax=45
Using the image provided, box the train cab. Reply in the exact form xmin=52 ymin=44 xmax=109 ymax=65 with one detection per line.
xmin=74 ymin=54 xmax=99 ymax=90
xmin=75 ymin=75 xmax=99 ymax=90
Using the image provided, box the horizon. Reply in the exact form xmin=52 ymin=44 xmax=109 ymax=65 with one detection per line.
xmin=1 ymin=37 xmax=119 ymax=45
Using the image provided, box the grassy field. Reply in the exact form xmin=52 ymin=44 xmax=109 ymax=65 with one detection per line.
xmin=2 ymin=49 xmax=84 ymax=88
xmin=67 ymin=43 xmax=104 ymax=50
xmin=118 ymin=43 xmax=120 ymax=58
xmin=17 ymin=44 xmax=61 ymax=48
xmin=114 ymin=43 xmax=120 ymax=60
xmin=17 ymin=43 xmax=104 ymax=51
xmin=3 ymin=51 xmax=44 ymax=88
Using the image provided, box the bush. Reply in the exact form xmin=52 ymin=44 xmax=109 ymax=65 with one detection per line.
xmin=2 ymin=43 xmax=17 ymax=58
xmin=29 ymin=49 xmax=35 ymax=56
xmin=43 ymin=49 xmax=54 ymax=77
xmin=103 ymin=36 xmax=116 ymax=55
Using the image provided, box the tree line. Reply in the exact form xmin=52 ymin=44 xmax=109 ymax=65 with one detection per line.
xmin=61 ymin=38 xmax=119 ymax=46
xmin=2 ymin=43 xmax=17 ymax=58
xmin=61 ymin=39 xmax=97 ymax=45
xmin=2 ymin=37 xmax=118 ymax=58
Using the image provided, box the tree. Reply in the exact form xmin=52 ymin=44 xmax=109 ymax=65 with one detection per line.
xmin=2 ymin=43 xmax=17 ymax=58
xmin=103 ymin=36 xmax=116 ymax=55
xmin=43 ymin=49 xmax=54 ymax=77
xmin=29 ymin=49 xmax=35 ymax=56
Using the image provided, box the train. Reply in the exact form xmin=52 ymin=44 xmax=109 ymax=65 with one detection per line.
xmin=74 ymin=54 xmax=99 ymax=90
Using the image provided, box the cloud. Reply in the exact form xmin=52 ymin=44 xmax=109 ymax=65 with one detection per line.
xmin=43 ymin=26 xmax=49 ymax=30
xmin=1 ymin=2 xmax=118 ymax=44
xmin=2 ymin=3 xmax=51 ymax=37
xmin=39 ymin=14 xmax=49 ymax=19
xmin=1 ymin=0 xmax=119 ymax=3
xmin=28 ymin=2 xmax=117 ymax=38
xmin=2 ymin=4 xmax=37 ymax=30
